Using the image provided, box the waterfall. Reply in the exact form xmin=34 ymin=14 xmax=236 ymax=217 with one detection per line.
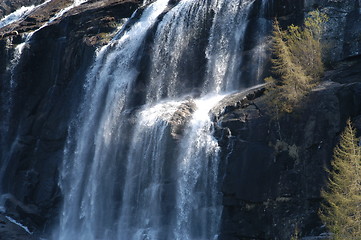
xmin=0 ymin=0 xmax=47 ymax=196
xmin=0 ymin=0 xmax=53 ymax=30
xmin=249 ymin=0 xmax=270 ymax=85
xmin=0 ymin=5 xmax=36 ymax=29
xmin=146 ymin=0 xmax=212 ymax=101
xmin=0 ymin=42 xmax=25 ymax=193
xmin=0 ymin=11 xmax=30 ymax=193
xmin=55 ymin=1 xmax=170 ymax=239
xmin=205 ymin=0 xmax=255 ymax=93
xmin=0 ymin=0 xmax=89 ymax=207
xmin=116 ymin=100 xmax=183 ymax=240
xmin=54 ymin=0 xmax=267 ymax=239
xmin=173 ymin=95 xmax=224 ymax=240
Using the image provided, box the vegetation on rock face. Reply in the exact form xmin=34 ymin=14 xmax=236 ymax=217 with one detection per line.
xmin=266 ymin=10 xmax=328 ymax=114
xmin=320 ymin=119 xmax=361 ymax=239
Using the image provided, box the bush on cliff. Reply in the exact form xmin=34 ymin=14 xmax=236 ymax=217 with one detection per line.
xmin=320 ymin=119 xmax=361 ymax=239
xmin=266 ymin=10 xmax=328 ymax=114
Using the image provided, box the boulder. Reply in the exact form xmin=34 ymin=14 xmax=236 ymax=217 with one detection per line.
xmin=169 ymin=99 xmax=197 ymax=139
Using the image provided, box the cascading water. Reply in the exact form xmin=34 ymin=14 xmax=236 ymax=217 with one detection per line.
xmin=54 ymin=0 xmax=268 ymax=239
xmin=54 ymin=1 xmax=170 ymax=239
xmin=205 ymin=0 xmax=255 ymax=92
xmin=249 ymin=0 xmax=270 ymax=84
xmin=0 ymin=5 xmax=36 ymax=29
xmin=146 ymin=0 xmax=212 ymax=101
xmin=116 ymin=100 xmax=184 ymax=240
xmin=0 ymin=42 xmax=26 ymax=193
xmin=0 ymin=0 xmax=60 ymax=196
xmin=173 ymin=95 xmax=224 ymax=240
xmin=0 ymin=0 xmax=53 ymax=30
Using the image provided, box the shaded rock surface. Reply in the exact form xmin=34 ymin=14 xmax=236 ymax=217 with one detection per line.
xmin=0 ymin=0 xmax=141 ymax=236
xmin=307 ymin=0 xmax=361 ymax=61
xmin=0 ymin=213 xmax=34 ymax=240
xmin=264 ymin=0 xmax=361 ymax=62
xmin=214 ymin=63 xmax=361 ymax=239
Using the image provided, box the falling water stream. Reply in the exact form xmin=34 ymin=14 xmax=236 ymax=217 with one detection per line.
xmin=53 ymin=0 xmax=269 ymax=239
xmin=0 ymin=5 xmax=36 ymax=29
xmin=55 ymin=1 xmax=171 ymax=239
xmin=3 ymin=0 xmax=269 ymax=239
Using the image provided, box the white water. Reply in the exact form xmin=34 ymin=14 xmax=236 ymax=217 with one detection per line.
xmin=8 ymin=43 xmax=26 ymax=86
xmin=54 ymin=1 xmax=170 ymax=239
xmin=0 ymin=5 xmax=35 ymax=29
xmin=47 ymin=0 xmax=89 ymax=25
xmin=250 ymin=0 xmax=270 ymax=84
xmin=54 ymin=0 xmax=267 ymax=239
xmin=146 ymin=0 xmax=212 ymax=101
xmin=116 ymin=100 xmax=184 ymax=240
xmin=0 ymin=0 xmax=93 ymax=186
xmin=0 ymin=0 xmax=54 ymax=30
xmin=205 ymin=0 xmax=255 ymax=92
xmin=0 ymin=0 xmax=53 ymax=194
xmin=0 ymin=0 xmax=56 ymax=159
xmin=5 ymin=216 xmax=33 ymax=234
xmin=0 ymin=43 xmax=25 ymax=187
xmin=174 ymin=95 xmax=225 ymax=240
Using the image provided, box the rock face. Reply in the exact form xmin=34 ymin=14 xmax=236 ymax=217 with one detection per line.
xmin=316 ymin=0 xmax=361 ymax=62
xmin=0 ymin=0 xmax=140 ymax=234
xmin=0 ymin=0 xmax=361 ymax=239
xmin=214 ymin=65 xmax=361 ymax=239
xmin=0 ymin=213 xmax=34 ymax=240
xmin=265 ymin=0 xmax=361 ymax=62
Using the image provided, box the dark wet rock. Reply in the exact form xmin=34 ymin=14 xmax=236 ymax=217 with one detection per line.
xmin=0 ymin=0 xmax=140 ymax=235
xmin=259 ymin=0 xmax=361 ymax=62
xmin=0 ymin=213 xmax=33 ymax=240
xmin=306 ymin=0 xmax=361 ymax=62
xmin=214 ymin=62 xmax=361 ymax=239
xmin=1 ymin=0 xmax=141 ymax=46
xmin=324 ymin=55 xmax=361 ymax=84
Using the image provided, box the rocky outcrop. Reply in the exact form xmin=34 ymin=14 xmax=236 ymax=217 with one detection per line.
xmin=214 ymin=63 xmax=361 ymax=239
xmin=169 ymin=99 xmax=197 ymax=139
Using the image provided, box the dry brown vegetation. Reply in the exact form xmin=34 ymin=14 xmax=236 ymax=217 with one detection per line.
xmin=266 ymin=10 xmax=328 ymax=114
xmin=320 ymin=119 xmax=361 ymax=239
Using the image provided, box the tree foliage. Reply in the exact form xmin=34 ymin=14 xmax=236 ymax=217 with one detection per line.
xmin=320 ymin=119 xmax=361 ymax=239
xmin=266 ymin=10 xmax=328 ymax=113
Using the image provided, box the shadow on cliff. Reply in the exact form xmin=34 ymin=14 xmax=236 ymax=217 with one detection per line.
xmin=213 ymin=56 xmax=361 ymax=239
